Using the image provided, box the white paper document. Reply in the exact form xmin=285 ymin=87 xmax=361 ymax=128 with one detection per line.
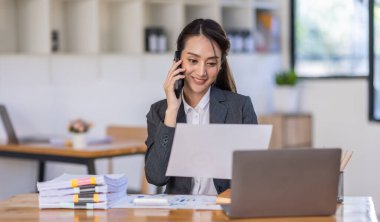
xmin=112 ymin=195 xmax=221 ymax=210
xmin=166 ymin=124 xmax=272 ymax=179
xmin=37 ymin=173 xmax=128 ymax=191
xmin=39 ymin=191 xmax=126 ymax=204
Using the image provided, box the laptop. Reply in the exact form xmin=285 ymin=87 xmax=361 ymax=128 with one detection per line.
xmin=222 ymin=148 xmax=341 ymax=218
xmin=0 ymin=104 xmax=50 ymax=144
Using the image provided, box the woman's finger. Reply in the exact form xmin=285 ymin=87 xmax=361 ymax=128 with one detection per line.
xmin=167 ymin=60 xmax=183 ymax=77
xmin=164 ymin=68 xmax=185 ymax=86
xmin=165 ymin=73 xmax=185 ymax=91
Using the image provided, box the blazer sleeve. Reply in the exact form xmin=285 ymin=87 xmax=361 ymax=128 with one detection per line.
xmin=144 ymin=104 xmax=175 ymax=186
xmin=243 ymin=96 xmax=258 ymax=124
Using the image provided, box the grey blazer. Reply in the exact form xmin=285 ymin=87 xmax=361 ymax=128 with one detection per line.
xmin=144 ymin=87 xmax=258 ymax=194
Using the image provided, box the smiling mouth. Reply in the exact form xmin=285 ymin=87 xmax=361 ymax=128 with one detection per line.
xmin=192 ymin=76 xmax=207 ymax=85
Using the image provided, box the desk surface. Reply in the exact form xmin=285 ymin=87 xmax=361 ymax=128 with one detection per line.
xmin=0 ymin=141 xmax=148 ymax=183
xmin=0 ymin=194 xmax=377 ymax=222
xmin=0 ymin=141 xmax=147 ymax=158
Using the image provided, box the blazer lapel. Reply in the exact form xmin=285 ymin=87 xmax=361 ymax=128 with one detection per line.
xmin=210 ymin=87 xmax=227 ymax=123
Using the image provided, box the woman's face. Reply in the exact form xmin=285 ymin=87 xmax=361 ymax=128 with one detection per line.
xmin=181 ymin=35 xmax=222 ymax=97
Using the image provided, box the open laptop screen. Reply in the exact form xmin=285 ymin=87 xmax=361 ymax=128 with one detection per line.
xmin=0 ymin=105 xmax=19 ymax=144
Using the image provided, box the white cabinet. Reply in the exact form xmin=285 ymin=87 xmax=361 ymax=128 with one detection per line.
xmin=100 ymin=0 xmax=144 ymax=53
xmin=144 ymin=0 xmax=183 ymax=52
xmin=221 ymin=0 xmax=253 ymax=30
xmin=0 ymin=0 xmax=49 ymax=54
xmin=50 ymin=0 xmax=99 ymax=54
xmin=0 ymin=0 xmax=281 ymax=55
xmin=184 ymin=0 xmax=219 ymax=25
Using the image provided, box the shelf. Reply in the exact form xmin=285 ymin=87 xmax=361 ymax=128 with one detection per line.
xmin=221 ymin=5 xmax=253 ymax=30
xmin=50 ymin=0 xmax=98 ymax=54
xmin=220 ymin=0 xmax=249 ymax=7
xmin=100 ymin=0 xmax=143 ymax=53
xmin=0 ymin=0 xmax=282 ymax=55
xmin=183 ymin=0 xmax=219 ymax=24
xmin=144 ymin=0 xmax=183 ymax=52
xmin=0 ymin=0 xmax=49 ymax=54
xmin=258 ymin=114 xmax=312 ymax=149
xmin=220 ymin=0 xmax=252 ymax=30
xmin=253 ymin=0 xmax=279 ymax=11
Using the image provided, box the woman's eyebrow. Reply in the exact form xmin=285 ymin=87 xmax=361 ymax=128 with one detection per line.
xmin=186 ymin=52 xmax=219 ymax=60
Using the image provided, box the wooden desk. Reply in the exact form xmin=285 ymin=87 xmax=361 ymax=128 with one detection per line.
xmin=0 ymin=194 xmax=377 ymax=222
xmin=0 ymin=141 xmax=147 ymax=181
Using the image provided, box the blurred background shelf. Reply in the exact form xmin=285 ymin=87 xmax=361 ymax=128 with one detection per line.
xmin=259 ymin=113 xmax=312 ymax=149
xmin=0 ymin=0 xmax=281 ymax=55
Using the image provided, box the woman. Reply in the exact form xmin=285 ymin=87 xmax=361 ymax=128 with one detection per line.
xmin=145 ymin=19 xmax=257 ymax=195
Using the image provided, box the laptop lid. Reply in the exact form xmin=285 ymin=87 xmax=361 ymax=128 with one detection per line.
xmin=228 ymin=148 xmax=341 ymax=218
xmin=0 ymin=105 xmax=51 ymax=144
xmin=0 ymin=104 xmax=19 ymax=144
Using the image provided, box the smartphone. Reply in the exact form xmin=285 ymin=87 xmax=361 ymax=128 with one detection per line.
xmin=174 ymin=50 xmax=184 ymax=99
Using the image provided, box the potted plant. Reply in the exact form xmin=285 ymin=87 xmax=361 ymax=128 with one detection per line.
xmin=68 ymin=118 xmax=92 ymax=149
xmin=275 ymin=69 xmax=297 ymax=86
xmin=273 ymin=69 xmax=300 ymax=113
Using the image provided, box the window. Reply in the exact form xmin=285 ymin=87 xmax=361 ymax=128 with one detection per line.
xmin=291 ymin=0 xmax=369 ymax=77
xmin=370 ymin=0 xmax=380 ymax=121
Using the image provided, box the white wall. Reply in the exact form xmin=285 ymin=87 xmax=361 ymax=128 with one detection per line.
xmin=299 ymin=79 xmax=380 ymax=212
xmin=0 ymin=53 xmax=281 ymax=198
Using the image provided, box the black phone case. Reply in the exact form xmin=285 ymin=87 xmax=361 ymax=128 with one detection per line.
xmin=174 ymin=51 xmax=184 ymax=99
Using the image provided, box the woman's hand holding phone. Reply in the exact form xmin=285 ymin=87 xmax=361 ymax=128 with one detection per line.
xmin=163 ymin=59 xmax=185 ymax=127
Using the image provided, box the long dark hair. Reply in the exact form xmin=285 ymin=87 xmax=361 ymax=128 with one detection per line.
xmin=176 ymin=19 xmax=236 ymax=93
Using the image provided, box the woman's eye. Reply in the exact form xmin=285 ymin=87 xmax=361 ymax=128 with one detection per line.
xmin=188 ymin=59 xmax=197 ymax=64
xmin=207 ymin=62 xmax=217 ymax=67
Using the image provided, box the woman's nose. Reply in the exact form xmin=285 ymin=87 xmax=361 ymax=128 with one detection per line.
xmin=198 ymin=63 xmax=207 ymax=77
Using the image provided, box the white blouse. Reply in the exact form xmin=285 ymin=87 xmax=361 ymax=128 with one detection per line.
xmin=182 ymin=88 xmax=218 ymax=196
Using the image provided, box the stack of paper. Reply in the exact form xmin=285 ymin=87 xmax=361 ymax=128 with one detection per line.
xmin=37 ymin=173 xmax=127 ymax=209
